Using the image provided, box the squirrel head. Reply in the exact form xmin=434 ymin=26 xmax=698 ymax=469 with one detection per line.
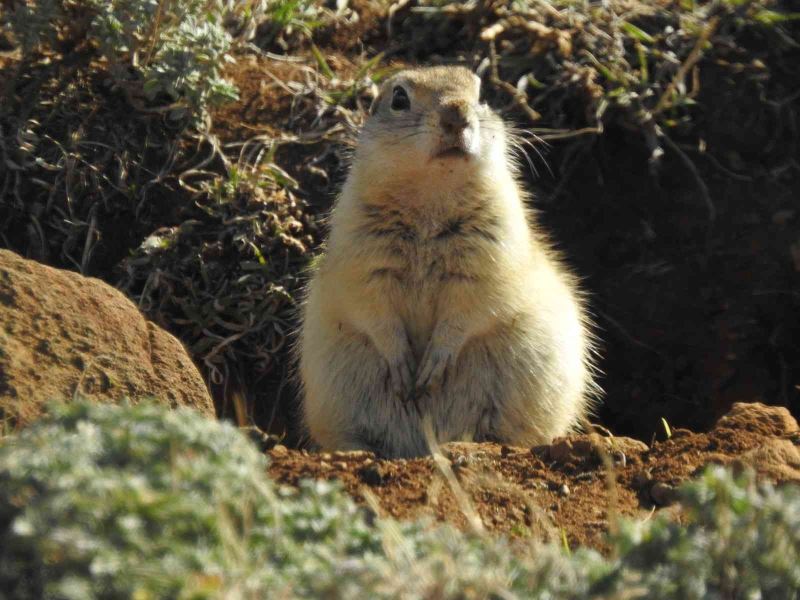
xmin=354 ymin=66 xmax=508 ymax=191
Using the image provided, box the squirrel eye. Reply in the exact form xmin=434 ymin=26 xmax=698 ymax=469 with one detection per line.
xmin=391 ymin=86 xmax=410 ymax=111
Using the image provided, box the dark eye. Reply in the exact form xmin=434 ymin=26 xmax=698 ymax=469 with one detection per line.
xmin=391 ymin=86 xmax=410 ymax=111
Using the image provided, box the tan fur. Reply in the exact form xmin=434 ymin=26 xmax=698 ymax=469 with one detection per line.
xmin=296 ymin=66 xmax=598 ymax=458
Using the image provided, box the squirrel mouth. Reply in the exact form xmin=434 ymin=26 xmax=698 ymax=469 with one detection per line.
xmin=433 ymin=130 xmax=478 ymax=160
xmin=435 ymin=147 xmax=469 ymax=159
xmin=433 ymin=144 xmax=472 ymax=160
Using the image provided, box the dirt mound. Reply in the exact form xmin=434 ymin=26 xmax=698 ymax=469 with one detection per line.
xmin=267 ymin=402 xmax=800 ymax=552
xmin=0 ymin=249 xmax=215 ymax=429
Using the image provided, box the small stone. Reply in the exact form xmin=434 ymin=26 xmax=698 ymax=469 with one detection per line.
xmin=670 ymin=428 xmax=693 ymax=440
xmin=571 ymin=438 xmax=594 ymax=456
xmin=320 ymin=453 xmax=333 ymax=461
xmin=715 ymin=402 xmax=799 ymax=436
xmin=359 ymin=464 xmax=385 ymax=486
xmin=452 ymin=454 xmax=468 ymax=468
xmin=334 ymin=461 xmax=348 ymax=470
xmin=347 ymin=450 xmax=373 ymax=459
xmin=549 ymin=438 xmax=573 ymax=461
xmin=632 ymin=469 xmax=652 ymax=489
xmin=530 ymin=445 xmax=549 ymax=459
xmin=270 ymin=444 xmax=288 ymax=457
xmin=650 ymin=482 xmax=677 ymax=506
xmin=319 ymin=461 xmax=331 ymax=470
xmin=558 ymin=484 xmax=570 ymax=497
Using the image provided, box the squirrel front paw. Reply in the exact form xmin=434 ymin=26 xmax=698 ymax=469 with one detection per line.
xmin=384 ymin=350 xmax=416 ymax=408
xmin=415 ymin=344 xmax=453 ymax=395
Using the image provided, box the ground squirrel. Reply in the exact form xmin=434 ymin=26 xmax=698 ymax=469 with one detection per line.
xmin=297 ymin=65 xmax=597 ymax=458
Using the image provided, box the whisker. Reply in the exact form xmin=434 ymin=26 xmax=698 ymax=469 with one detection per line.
xmin=395 ymin=131 xmax=426 ymax=142
xmin=512 ymin=139 xmax=539 ymax=178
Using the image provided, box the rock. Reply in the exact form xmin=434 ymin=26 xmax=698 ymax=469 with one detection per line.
xmin=669 ymin=428 xmax=694 ymax=440
xmin=715 ymin=402 xmax=799 ymax=437
xmin=737 ymin=439 xmax=800 ymax=482
xmin=359 ymin=464 xmax=386 ymax=486
xmin=332 ymin=450 xmax=373 ymax=460
xmin=558 ymin=483 xmax=570 ymax=497
xmin=547 ymin=434 xmax=648 ymax=464
xmin=0 ymin=250 xmax=215 ymax=428
xmin=549 ymin=438 xmax=574 ymax=461
xmin=632 ymin=469 xmax=652 ymax=489
xmin=452 ymin=454 xmax=469 ymax=468
xmin=649 ymin=482 xmax=677 ymax=506
xmin=270 ymin=444 xmax=289 ymax=457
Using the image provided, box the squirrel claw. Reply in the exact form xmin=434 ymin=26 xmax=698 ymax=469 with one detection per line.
xmin=386 ymin=352 xmax=416 ymax=408
xmin=415 ymin=346 xmax=451 ymax=394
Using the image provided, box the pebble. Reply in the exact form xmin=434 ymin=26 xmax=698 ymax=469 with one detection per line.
xmin=558 ymin=484 xmax=570 ymax=497
xmin=359 ymin=464 xmax=385 ymax=486
xmin=270 ymin=444 xmax=288 ymax=457
xmin=452 ymin=454 xmax=468 ymax=468
xmin=549 ymin=439 xmax=573 ymax=461
xmin=632 ymin=469 xmax=652 ymax=489
xmin=650 ymin=482 xmax=677 ymax=506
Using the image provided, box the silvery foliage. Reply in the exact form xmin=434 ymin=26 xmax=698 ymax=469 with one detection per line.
xmin=0 ymin=401 xmax=798 ymax=599
xmin=611 ymin=464 xmax=800 ymax=599
xmin=9 ymin=0 xmax=266 ymax=122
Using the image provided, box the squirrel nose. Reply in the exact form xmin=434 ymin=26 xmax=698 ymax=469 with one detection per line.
xmin=439 ymin=102 xmax=471 ymax=135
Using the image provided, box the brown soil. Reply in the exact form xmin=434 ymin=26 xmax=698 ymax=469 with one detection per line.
xmin=0 ymin=249 xmax=215 ymax=429
xmin=267 ymin=402 xmax=800 ymax=553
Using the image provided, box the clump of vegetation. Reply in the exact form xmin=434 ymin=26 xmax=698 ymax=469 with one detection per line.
xmin=119 ymin=164 xmax=316 ymax=412
xmin=7 ymin=0 xmax=266 ymax=122
xmin=611 ymin=467 xmax=800 ymax=598
xmin=0 ymin=0 xmax=261 ymax=274
xmin=1 ymin=402 xmax=799 ymax=598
